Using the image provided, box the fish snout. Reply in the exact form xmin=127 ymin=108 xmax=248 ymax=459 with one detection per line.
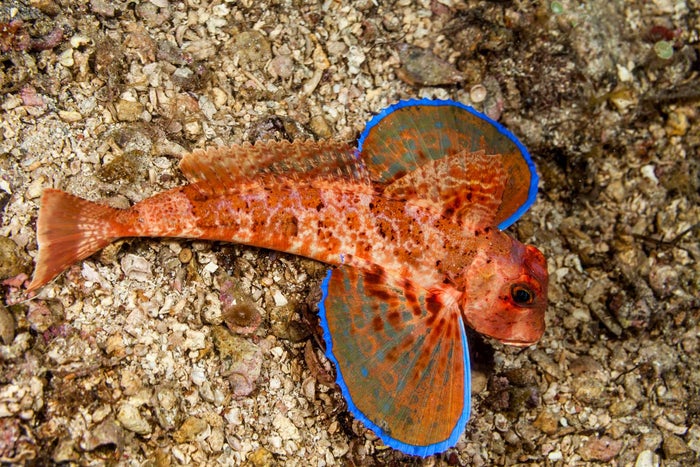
xmin=499 ymin=315 xmax=546 ymax=347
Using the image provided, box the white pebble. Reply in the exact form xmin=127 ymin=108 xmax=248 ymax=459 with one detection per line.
xmin=26 ymin=177 xmax=45 ymax=200
xmin=346 ymin=46 xmax=366 ymax=74
xmin=269 ymin=377 xmax=281 ymax=390
xmin=268 ymin=435 xmax=283 ymax=449
xmin=635 ymin=449 xmax=658 ymax=467
xmin=203 ymin=262 xmax=219 ymax=274
xmin=58 ymin=49 xmax=74 ymax=67
xmin=273 ymin=412 xmax=300 ymax=440
xmin=82 ymin=263 xmax=106 ymax=288
xmin=117 ymin=403 xmax=152 ymax=435
xmin=616 ymin=63 xmax=633 ymax=82
xmin=120 ymin=254 xmax=153 ymax=282
xmin=272 ymin=289 xmax=288 ymax=306
xmin=190 ymin=365 xmax=207 ymax=386
xmin=184 ymin=330 xmax=206 ymax=350
xmin=641 ymin=165 xmax=658 ymax=184
xmin=70 ymin=35 xmax=92 ymax=48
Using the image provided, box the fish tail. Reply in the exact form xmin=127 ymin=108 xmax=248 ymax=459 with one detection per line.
xmin=27 ymin=189 xmax=124 ymax=292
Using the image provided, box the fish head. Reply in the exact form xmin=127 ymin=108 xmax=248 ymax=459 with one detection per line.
xmin=459 ymin=235 xmax=548 ymax=346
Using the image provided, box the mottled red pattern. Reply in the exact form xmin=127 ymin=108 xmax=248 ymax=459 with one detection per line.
xmin=27 ymin=125 xmax=548 ymax=453
xmin=28 ymin=138 xmax=547 ymax=347
xmin=324 ymin=258 xmax=470 ymax=446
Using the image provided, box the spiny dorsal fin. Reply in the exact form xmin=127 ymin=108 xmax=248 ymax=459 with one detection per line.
xmin=358 ymin=99 xmax=538 ymax=230
xmin=382 ymin=149 xmax=506 ymax=229
xmin=179 ymin=140 xmax=370 ymax=197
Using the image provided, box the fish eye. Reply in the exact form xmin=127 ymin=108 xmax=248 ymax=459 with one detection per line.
xmin=511 ymin=284 xmax=535 ymax=306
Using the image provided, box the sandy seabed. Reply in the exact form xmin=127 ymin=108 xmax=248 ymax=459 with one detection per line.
xmin=1 ymin=0 xmax=698 ymax=465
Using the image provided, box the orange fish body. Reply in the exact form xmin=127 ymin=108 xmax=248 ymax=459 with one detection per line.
xmin=29 ymin=143 xmax=545 ymax=344
xmin=27 ymin=99 xmax=548 ymax=457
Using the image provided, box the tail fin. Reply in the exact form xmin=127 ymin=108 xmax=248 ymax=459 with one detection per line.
xmin=27 ymin=189 xmax=123 ymax=292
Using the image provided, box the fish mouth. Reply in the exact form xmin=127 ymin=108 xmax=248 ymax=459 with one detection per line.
xmin=498 ymin=339 xmax=536 ymax=348
xmin=473 ymin=329 xmax=539 ymax=348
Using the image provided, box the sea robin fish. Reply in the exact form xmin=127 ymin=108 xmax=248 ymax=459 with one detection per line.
xmin=27 ymin=99 xmax=548 ymax=457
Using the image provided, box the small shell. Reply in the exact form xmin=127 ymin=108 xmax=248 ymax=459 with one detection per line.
xmin=120 ymin=254 xmax=153 ymax=282
xmin=469 ymin=84 xmax=488 ymax=103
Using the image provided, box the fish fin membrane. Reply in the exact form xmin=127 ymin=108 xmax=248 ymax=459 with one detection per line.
xmin=319 ymin=263 xmax=471 ymax=456
xmin=27 ymin=189 xmax=121 ymax=292
xmin=358 ymin=99 xmax=538 ymax=229
xmin=382 ymin=149 xmax=506 ymax=229
xmin=180 ymin=140 xmax=371 ymax=197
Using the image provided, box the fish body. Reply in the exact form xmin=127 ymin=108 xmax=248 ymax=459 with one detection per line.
xmin=27 ymin=99 xmax=548 ymax=457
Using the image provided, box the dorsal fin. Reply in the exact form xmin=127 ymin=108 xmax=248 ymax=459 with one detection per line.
xmin=382 ymin=149 xmax=506 ymax=228
xmin=358 ymin=99 xmax=538 ymax=229
xmin=179 ymin=140 xmax=370 ymax=197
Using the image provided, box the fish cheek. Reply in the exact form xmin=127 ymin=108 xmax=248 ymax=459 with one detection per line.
xmin=462 ymin=291 xmax=509 ymax=339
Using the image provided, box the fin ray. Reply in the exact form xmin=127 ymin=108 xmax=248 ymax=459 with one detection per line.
xmin=180 ymin=140 xmax=370 ymax=197
xmin=319 ymin=261 xmax=471 ymax=456
xmin=27 ymin=189 xmax=121 ymax=292
xmin=358 ymin=99 xmax=537 ymax=229
xmin=382 ymin=149 xmax=507 ymax=228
